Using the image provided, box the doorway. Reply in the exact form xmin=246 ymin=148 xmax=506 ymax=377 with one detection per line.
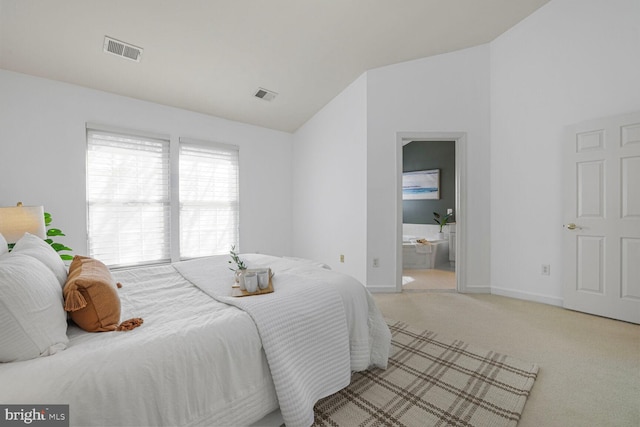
xmin=395 ymin=132 xmax=467 ymax=293
xmin=402 ymin=140 xmax=456 ymax=291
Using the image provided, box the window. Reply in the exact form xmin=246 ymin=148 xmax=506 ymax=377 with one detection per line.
xmin=86 ymin=127 xmax=171 ymax=267
xmin=86 ymin=125 xmax=240 ymax=267
xmin=179 ymin=140 xmax=239 ymax=258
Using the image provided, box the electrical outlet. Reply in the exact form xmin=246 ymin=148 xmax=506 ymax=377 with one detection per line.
xmin=541 ymin=264 xmax=550 ymax=276
xmin=340 ymin=254 xmax=344 ymax=263
xmin=373 ymin=258 xmax=380 ymax=268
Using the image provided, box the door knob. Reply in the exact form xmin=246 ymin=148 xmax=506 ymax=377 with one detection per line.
xmin=564 ymin=223 xmax=578 ymax=230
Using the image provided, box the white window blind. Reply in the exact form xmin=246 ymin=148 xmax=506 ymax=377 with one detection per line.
xmin=87 ymin=128 xmax=171 ymax=267
xmin=179 ymin=140 xmax=239 ymax=259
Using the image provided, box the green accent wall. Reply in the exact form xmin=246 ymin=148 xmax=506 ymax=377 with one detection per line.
xmin=403 ymin=141 xmax=455 ymax=224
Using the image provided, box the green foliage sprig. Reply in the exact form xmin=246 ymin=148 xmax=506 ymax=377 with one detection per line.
xmin=228 ymin=245 xmax=246 ymax=271
xmin=433 ymin=211 xmax=453 ymax=233
xmin=44 ymin=212 xmax=73 ymax=261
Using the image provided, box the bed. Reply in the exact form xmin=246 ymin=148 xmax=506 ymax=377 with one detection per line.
xmin=0 ymin=246 xmax=391 ymax=427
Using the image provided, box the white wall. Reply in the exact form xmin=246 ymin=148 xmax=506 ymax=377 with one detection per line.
xmin=6 ymin=0 xmax=636 ymax=307
xmin=490 ymin=0 xmax=640 ymax=304
xmin=0 ymin=70 xmax=293 ymax=259
xmin=366 ymin=45 xmax=491 ymax=291
xmin=292 ymin=74 xmax=368 ymax=283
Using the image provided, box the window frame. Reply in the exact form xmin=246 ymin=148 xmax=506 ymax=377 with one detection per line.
xmin=85 ymin=123 xmax=240 ymax=268
xmin=178 ymin=137 xmax=240 ymax=260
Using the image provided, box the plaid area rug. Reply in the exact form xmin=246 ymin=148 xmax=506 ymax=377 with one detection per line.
xmin=313 ymin=320 xmax=538 ymax=427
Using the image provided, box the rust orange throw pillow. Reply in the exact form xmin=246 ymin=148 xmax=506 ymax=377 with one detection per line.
xmin=63 ymin=256 xmax=142 ymax=332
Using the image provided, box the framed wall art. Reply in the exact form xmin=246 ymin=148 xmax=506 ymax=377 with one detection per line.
xmin=402 ymin=169 xmax=440 ymax=200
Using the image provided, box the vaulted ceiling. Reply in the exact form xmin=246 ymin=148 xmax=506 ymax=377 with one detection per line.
xmin=0 ymin=0 xmax=550 ymax=132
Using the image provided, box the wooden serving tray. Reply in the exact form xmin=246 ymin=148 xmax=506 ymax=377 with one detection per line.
xmin=231 ymin=268 xmax=273 ymax=297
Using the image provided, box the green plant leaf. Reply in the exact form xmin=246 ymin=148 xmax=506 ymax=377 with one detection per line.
xmin=51 ymin=243 xmax=73 ymax=252
xmin=43 ymin=212 xmax=73 ymax=260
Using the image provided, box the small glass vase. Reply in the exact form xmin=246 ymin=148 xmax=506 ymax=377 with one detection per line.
xmin=235 ymin=269 xmax=247 ymax=290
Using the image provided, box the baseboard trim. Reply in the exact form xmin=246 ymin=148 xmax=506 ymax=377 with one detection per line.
xmin=460 ymin=286 xmax=491 ymax=294
xmin=367 ymin=284 xmax=564 ymax=307
xmin=367 ymin=286 xmax=398 ymax=293
xmin=491 ymin=287 xmax=564 ymax=307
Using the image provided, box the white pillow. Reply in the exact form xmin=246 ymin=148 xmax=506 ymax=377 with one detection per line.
xmin=0 ymin=233 xmax=7 ymax=256
xmin=0 ymin=253 xmax=69 ymax=362
xmin=12 ymin=232 xmax=68 ymax=288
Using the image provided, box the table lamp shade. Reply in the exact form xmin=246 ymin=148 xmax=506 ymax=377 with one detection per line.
xmin=0 ymin=205 xmax=47 ymax=243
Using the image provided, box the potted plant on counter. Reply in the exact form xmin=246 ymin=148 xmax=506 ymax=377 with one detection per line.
xmin=433 ymin=211 xmax=452 ymax=240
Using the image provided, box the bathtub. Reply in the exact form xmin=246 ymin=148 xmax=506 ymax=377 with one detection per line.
xmin=402 ymin=239 xmax=449 ymax=269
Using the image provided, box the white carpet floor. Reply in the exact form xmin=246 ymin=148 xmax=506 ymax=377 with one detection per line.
xmin=373 ymin=292 xmax=640 ymax=427
xmin=402 ymin=267 xmax=456 ymax=291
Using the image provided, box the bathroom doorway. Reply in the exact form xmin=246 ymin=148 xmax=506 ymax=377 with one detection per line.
xmin=395 ymin=132 xmax=467 ymax=293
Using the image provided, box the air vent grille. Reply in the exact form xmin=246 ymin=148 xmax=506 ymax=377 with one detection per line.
xmin=254 ymin=87 xmax=277 ymax=101
xmin=103 ymin=36 xmax=143 ymax=62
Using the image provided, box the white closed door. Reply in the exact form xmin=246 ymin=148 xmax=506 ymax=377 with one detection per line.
xmin=563 ymin=111 xmax=640 ymax=324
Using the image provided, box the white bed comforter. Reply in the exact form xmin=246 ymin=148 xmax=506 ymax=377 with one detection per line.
xmin=0 ymin=264 xmax=279 ymax=426
xmin=0 ymin=255 xmax=390 ymax=427
xmin=174 ymin=254 xmax=391 ymax=427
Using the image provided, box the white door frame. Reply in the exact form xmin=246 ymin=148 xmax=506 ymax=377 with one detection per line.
xmin=396 ymin=132 xmax=467 ymax=292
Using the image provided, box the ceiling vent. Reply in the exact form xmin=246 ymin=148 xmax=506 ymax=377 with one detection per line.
xmin=253 ymin=87 xmax=278 ymax=102
xmin=103 ymin=36 xmax=143 ymax=62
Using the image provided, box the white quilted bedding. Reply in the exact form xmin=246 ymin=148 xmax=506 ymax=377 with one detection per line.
xmin=175 ymin=254 xmax=391 ymax=427
xmin=0 ymin=264 xmax=278 ymax=426
xmin=0 ymin=255 xmax=390 ymax=427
